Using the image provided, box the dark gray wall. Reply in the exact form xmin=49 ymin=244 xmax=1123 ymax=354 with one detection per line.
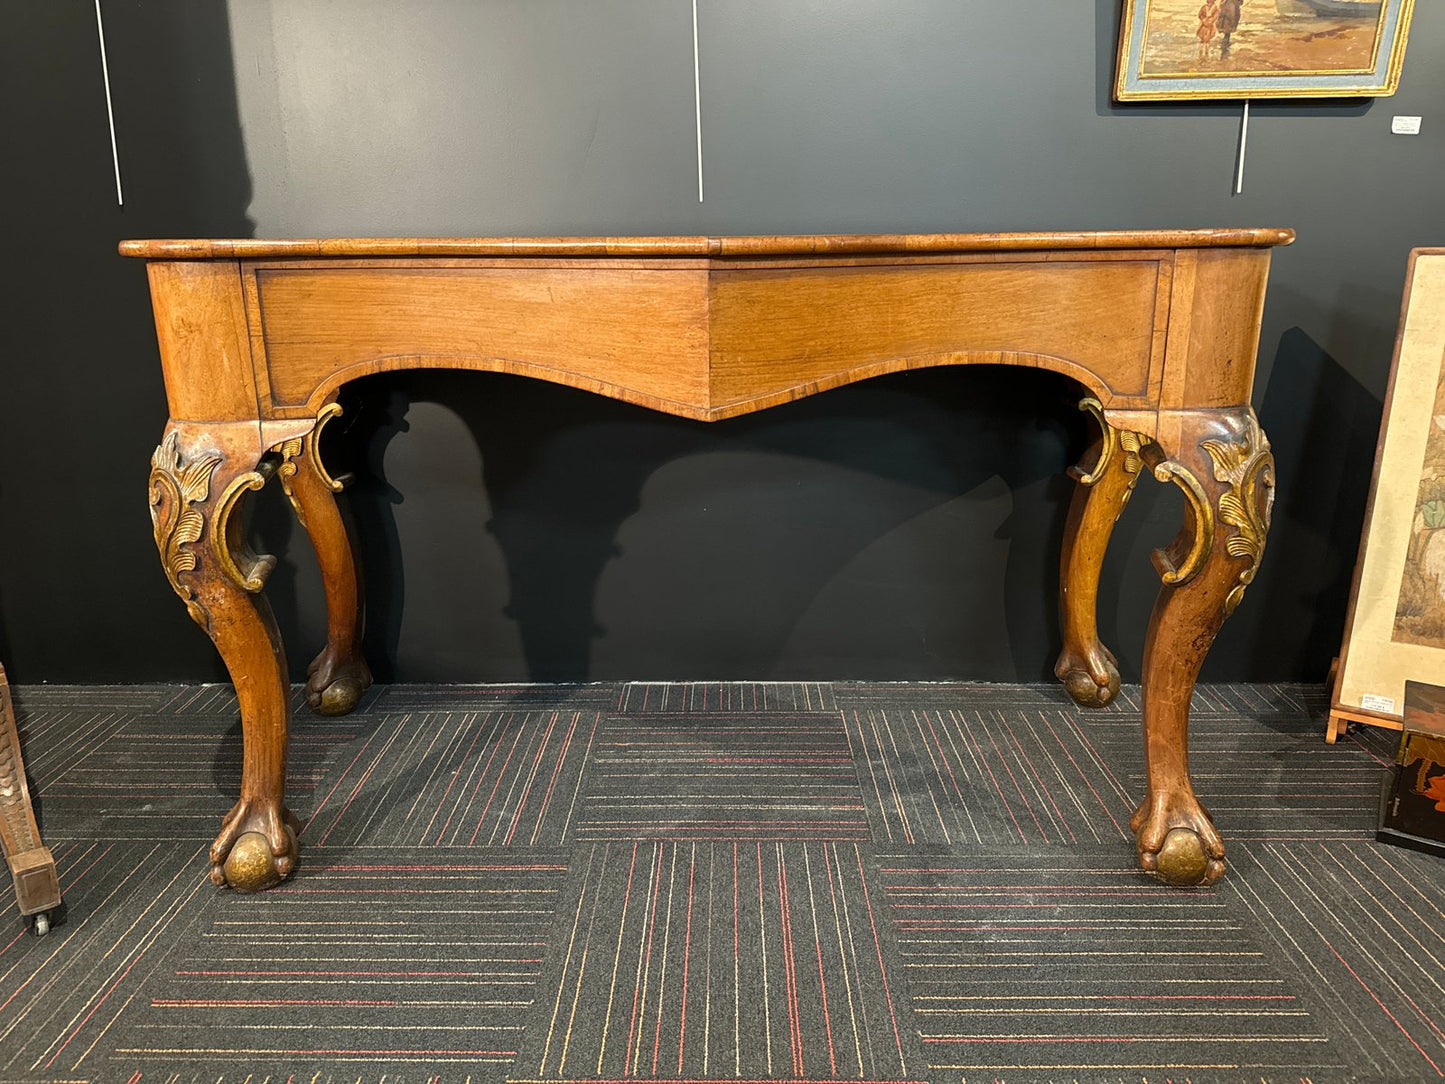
xmin=2 ymin=1 xmax=1442 ymax=685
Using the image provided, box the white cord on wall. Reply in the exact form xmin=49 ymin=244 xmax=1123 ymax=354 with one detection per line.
xmin=1235 ymin=100 xmax=1249 ymax=196
xmin=95 ymin=0 xmax=123 ymax=206
xmin=693 ymin=0 xmax=704 ymax=202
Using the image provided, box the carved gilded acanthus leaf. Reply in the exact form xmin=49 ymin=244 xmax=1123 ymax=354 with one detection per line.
xmin=276 ymin=437 xmax=306 ymax=525
xmin=149 ymin=432 xmax=220 ymax=631
xmin=1203 ymin=418 xmax=1275 ymax=616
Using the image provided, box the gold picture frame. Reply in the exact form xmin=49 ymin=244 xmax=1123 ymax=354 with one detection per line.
xmin=1330 ymin=250 xmax=1445 ymax=742
xmin=1115 ymin=0 xmax=1415 ymax=101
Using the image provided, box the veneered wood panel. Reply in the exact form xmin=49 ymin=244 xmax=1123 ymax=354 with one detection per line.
xmin=255 ymin=266 xmax=711 ymax=412
xmin=706 ymin=260 xmax=1165 ymax=409
xmin=147 ymin=261 xmax=258 ymax=421
xmin=1160 ymin=248 xmax=1273 ymax=409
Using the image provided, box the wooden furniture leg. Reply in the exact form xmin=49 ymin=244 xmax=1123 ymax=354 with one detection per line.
xmin=1132 ymin=407 xmax=1274 ymax=886
xmin=278 ymin=404 xmax=372 ymax=716
xmin=0 ymin=662 xmax=61 ymax=933
xmin=149 ymin=423 xmax=300 ymax=891
xmin=1056 ymin=398 xmax=1150 ymax=706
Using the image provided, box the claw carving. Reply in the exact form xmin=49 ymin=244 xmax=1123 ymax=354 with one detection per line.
xmin=306 ymin=647 xmax=372 ymax=716
xmin=210 ymin=800 xmax=301 ymax=891
xmin=1132 ymin=791 xmax=1226 ymax=887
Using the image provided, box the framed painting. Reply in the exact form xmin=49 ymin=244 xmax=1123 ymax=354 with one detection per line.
xmin=1329 ymin=251 xmax=1445 ymax=742
xmin=1115 ymin=0 xmax=1415 ymax=100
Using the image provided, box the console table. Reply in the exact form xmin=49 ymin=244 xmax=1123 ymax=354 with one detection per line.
xmin=120 ymin=230 xmax=1289 ymax=893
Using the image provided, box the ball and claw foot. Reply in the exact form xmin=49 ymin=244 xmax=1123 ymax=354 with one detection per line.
xmin=1131 ymin=794 xmax=1225 ymax=887
xmin=209 ymin=802 xmax=302 ymax=892
xmin=1055 ymin=646 xmax=1121 ymax=707
xmin=306 ymin=648 xmax=372 ymax=717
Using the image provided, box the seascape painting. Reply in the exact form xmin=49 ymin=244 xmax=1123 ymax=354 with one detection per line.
xmin=1116 ymin=0 xmax=1413 ymax=99
xmin=1393 ymin=348 xmax=1445 ymax=650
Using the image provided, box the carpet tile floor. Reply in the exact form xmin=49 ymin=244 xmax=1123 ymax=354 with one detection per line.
xmin=0 ymin=681 xmax=1437 ymax=1084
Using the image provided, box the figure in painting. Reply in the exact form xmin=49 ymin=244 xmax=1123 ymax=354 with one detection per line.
xmin=1134 ymin=0 xmax=1394 ymax=82
xmin=1218 ymin=0 xmax=1244 ymax=56
xmin=1197 ymin=0 xmax=1222 ymax=60
xmin=1394 ymin=412 xmax=1445 ymax=649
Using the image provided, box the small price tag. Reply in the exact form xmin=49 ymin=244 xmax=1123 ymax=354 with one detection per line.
xmin=1361 ymin=693 xmax=1397 ymax=714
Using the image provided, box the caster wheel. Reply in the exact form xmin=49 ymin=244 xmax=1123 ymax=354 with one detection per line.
xmin=31 ymin=912 xmax=50 ymax=937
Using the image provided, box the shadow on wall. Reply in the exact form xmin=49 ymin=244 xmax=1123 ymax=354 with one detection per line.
xmin=320 ymin=367 xmax=1091 ymax=684
xmin=1251 ymin=325 xmax=1382 ymax=683
xmin=0 ymin=0 xmax=257 ymax=684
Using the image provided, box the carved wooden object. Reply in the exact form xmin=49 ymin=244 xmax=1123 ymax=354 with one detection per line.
xmin=0 ymin=661 xmax=61 ymax=929
xmin=121 ymin=229 xmax=1291 ymax=890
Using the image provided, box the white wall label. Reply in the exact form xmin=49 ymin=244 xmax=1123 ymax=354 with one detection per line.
xmin=1391 ymin=116 xmax=1422 ymax=136
xmin=1361 ymin=693 xmax=1397 ymax=713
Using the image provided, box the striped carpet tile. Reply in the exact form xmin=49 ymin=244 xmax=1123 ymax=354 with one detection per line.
xmin=877 ymin=850 xmax=1344 ymax=1081
xmin=1079 ymin=705 xmax=1385 ymax=844
xmin=0 ymin=682 xmax=1432 ymax=1084
xmin=843 ymin=706 xmax=1134 ymax=848
xmin=371 ymin=686 xmax=622 ymax=712
xmin=1227 ymin=840 xmax=1445 ymax=1080
xmin=29 ymin=712 xmax=359 ymax=844
xmin=838 ymin=684 xmax=1386 ymax=848
xmin=510 ymin=841 xmax=922 ymax=1084
xmin=570 ymin=713 xmax=867 ymax=843
xmin=616 ymin=683 xmax=838 ymax=714
xmin=151 ymin=685 xmax=311 ymax=717
xmin=0 ymin=841 xmax=211 ymax=1079
xmin=91 ymin=850 xmax=569 ymax=1079
xmin=298 ymin=710 xmax=600 ymax=850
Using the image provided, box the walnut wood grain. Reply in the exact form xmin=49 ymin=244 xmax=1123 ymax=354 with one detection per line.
xmin=120 ymin=229 xmax=1295 ymax=261
xmin=123 ymin=230 xmax=1290 ymax=892
xmin=278 ymin=405 xmax=372 ymax=716
xmin=149 ymin=422 xmax=306 ymax=891
xmin=1132 ymin=408 xmax=1274 ymax=885
xmin=1056 ymin=401 xmax=1152 ymax=707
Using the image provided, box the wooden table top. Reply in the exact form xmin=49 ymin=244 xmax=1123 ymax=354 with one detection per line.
xmin=118 ymin=228 xmax=1296 ymax=261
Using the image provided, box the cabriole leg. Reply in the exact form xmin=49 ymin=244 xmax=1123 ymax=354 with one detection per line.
xmin=149 ymin=424 xmax=299 ymax=892
xmin=1056 ymin=398 xmax=1150 ymax=707
xmin=278 ymin=404 xmax=372 ymax=716
xmin=1132 ymin=408 xmax=1274 ymax=887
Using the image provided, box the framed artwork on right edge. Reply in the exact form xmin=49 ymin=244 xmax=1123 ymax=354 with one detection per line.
xmin=1115 ymin=0 xmax=1415 ymax=101
xmin=1330 ymin=250 xmax=1445 ymax=742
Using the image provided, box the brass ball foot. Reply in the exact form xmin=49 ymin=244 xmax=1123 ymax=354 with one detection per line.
xmin=316 ymin=677 xmax=363 ymax=716
xmin=222 ymin=827 xmax=298 ymax=892
xmin=1152 ymin=827 xmax=1209 ymax=886
xmin=1061 ymin=666 xmax=1120 ymax=708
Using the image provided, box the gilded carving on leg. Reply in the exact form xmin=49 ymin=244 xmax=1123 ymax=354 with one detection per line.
xmin=1073 ymin=398 xmax=1118 ymax=486
xmin=1072 ymin=398 xmax=1152 ymax=518
xmin=276 ymin=437 xmax=307 ymax=525
xmin=149 ymin=432 xmax=221 ymax=631
xmin=1119 ymin=430 xmax=1150 ymax=479
xmin=214 ymin=462 xmax=280 ymax=593
xmin=274 ymin=403 xmax=348 ymax=528
xmin=307 ymin=402 xmax=348 ymax=492
xmin=1148 ymin=460 xmax=1215 ymax=587
xmin=1204 ymin=418 xmax=1275 ymax=616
